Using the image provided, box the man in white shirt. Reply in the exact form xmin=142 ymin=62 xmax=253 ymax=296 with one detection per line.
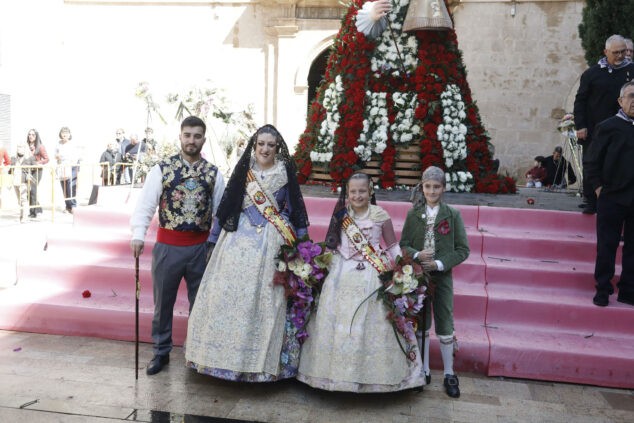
xmin=130 ymin=116 xmax=225 ymax=375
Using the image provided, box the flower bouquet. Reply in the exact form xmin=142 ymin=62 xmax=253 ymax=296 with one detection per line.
xmin=273 ymin=234 xmax=333 ymax=343
xmin=557 ymin=113 xmax=576 ymax=134
xmin=351 ymin=251 xmax=429 ymax=361
xmin=556 ymin=113 xmax=582 ymax=182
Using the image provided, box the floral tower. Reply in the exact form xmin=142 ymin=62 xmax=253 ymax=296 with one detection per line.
xmin=293 ymin=0 xmax=515 ymax=193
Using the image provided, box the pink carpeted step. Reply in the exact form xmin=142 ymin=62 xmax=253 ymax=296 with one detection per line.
xmin=487 ymin=327 xmax=634 ymax=389
xmin=45 ymin=227 xmax=158 ymax=258
xmin=3 ymin=193 xmax=634 ymax=388
xmin=485 ymin=293 xmax=633 ymax=336
xmin=477 ymin=206 xmax=596 ymax=236
xmin=0 ymin=281 xmax=190 ymax=345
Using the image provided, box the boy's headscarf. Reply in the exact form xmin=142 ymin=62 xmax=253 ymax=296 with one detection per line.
xmin=410 ymin=166 xmax=445 ymax=207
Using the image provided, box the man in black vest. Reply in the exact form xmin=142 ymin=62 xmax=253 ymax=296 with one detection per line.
xmin=574 ymin=34 xmax=634 ymax=214
xmin=130 ymin=116 xmax=226 ymax=374
xmin=585 ymin=81 xmax=634 ymax=307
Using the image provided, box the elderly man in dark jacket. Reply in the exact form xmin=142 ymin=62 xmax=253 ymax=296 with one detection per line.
xmin=574 ymin=34 xmax=634 ymax=214
xmin=585 ymin=81 xmax=634 ymax=307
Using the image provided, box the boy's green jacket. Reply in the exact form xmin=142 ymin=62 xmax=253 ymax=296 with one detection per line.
xmin=399 ymin=202 xmax=470 ymax=275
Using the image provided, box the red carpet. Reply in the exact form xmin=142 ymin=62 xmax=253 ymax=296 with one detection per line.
xmin=1 ymin=189 xmax=632 ymax=388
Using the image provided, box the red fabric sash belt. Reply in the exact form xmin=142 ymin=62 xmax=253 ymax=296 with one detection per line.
xmin=156 ymin=228 xmax=209 ymax=246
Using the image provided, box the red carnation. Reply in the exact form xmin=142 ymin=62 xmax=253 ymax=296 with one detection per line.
xmin=82 ymin=290 xmax=91 ymax=298
xmin=437 ymin=220 xmax=450 ymax=235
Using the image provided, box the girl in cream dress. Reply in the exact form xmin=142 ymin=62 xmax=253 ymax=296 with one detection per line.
xmin=298 ymin=173 xmax=424 ymax=392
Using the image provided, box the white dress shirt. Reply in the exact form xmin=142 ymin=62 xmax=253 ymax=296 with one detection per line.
xmin=130 ymin=159 xmax=226 ymax=242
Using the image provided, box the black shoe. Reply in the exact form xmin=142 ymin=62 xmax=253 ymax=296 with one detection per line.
xmin=582 ymin=206 xmax=597 ymax=215
xmin=578 ymin=203 xmax=587 ymax=208
xmin=444 ymin=374 xmax=460 ymax=398
xmin=593 ymin=290 xmax=609 ymax=307
xmin=617 ymin=291 xmax=634 ymax=306
xmin=146 ymin=354 xmax=169 ymax=375
xmin=425 ymin=373 xmax=431 ymax=385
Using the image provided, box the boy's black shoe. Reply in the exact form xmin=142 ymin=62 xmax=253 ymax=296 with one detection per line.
xmin=617 ymin=290 xmax=634 ymax=306
xmin=146 ymin=354 xmax=169 ymax=375
xmin=593 ymin=290 xmax=609 ymax=307
xmin=582 ymin=206 xmax=597 ymax=214
xmin=425 ymin=373 xmax=431 ymax=385
xmin=444 ymin=374 xmax=460 ymax=398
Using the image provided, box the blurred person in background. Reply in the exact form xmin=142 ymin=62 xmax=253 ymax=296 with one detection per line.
xmin=0 ymin=143 xmax=10 ymax=210
xmin=9 ymin=145 xmax=35 ymax=222
xmin=99 ymin=142 xmax=117 ymax=186
xmin=26 ymin=129 xmax=49 ymax=217
xmin=55 ymin=127 xmax=80 ymax=214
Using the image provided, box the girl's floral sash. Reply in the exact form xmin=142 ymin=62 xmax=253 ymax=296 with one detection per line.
xmin=341 ymin=209 xmax=388 ymax=274
xmin=245 ymin=169 xmax=296 ymax=246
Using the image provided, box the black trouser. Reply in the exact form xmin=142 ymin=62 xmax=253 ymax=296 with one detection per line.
xmin=28 ymin=167 xmax=43 ymax=215
xmin=59 ymin=166 xmax=78 ymax=211
xmin=582 ymin=143 xmax=596 ymax=207
xmin=594 ymin=195 xmax=634 ymax=294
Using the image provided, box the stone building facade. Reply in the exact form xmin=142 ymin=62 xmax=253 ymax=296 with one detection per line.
xmin=0 ymin=0 xmax=586 ymax=181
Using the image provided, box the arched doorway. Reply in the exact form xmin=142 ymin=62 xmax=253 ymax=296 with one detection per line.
xmin=306 ymin=48 xmax=331 ymax=110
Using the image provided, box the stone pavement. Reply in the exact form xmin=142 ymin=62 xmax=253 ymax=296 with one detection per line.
xmin=0 ymin=330 xmax=632 ymax=423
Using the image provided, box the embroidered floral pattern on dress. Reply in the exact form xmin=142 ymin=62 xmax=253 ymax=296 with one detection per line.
xmin=423 ymin=212 xmax=437 ymax=252
xmin=298 ymin=209 xmax=423 ymax=392
xmin=185 ymin=164 xmax=302 ymax=382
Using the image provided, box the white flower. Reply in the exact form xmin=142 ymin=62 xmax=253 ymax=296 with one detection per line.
xmin=401 ymin=275 xmax=418 ymax=294
xmin=288 ymin=259 xmax=301 ymax=272
xmin=277 ymin=261 xmax=287 ymax=272
xmin=402 ymin=264 xmax=413 ymax=275
xmin=386 ymin=282 xmax=402 ymax=295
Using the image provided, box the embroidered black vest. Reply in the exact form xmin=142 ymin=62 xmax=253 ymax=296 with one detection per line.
xmin=158 ymin=154 xmax=217 ymax=232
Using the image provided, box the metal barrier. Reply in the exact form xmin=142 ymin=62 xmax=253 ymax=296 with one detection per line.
xmin=0 ymin=162 xmax=125 ymax=222
xmin=112 ymin=162 xmax=136 ymax=185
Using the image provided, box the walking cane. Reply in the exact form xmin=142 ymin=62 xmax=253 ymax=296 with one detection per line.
xmin=135 ymin=255 xmax=140 ymax=380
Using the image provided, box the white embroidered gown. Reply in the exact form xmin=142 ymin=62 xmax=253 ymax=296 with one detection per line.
xmin=185 ymin=161 xmax=304 ymax=381
xmin=297 ymin=205 xmax=424 ymax=392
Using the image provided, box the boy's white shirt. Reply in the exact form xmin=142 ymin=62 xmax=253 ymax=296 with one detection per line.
xmin=413 ymin=204 xmax=444 ymax=271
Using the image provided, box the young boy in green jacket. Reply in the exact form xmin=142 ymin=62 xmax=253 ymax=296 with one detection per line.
xmin=400 ymin=166 xmax=470 ymax=398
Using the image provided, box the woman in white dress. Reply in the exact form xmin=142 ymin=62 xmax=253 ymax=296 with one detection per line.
xmin=185 ymin=125 xmax=309 ymax=382
xmin=298 ymin=173 xmax=424 ymax=392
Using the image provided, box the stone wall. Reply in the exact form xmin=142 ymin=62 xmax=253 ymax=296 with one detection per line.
xmin=452 ymin=0 xmax=586 ymax=182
